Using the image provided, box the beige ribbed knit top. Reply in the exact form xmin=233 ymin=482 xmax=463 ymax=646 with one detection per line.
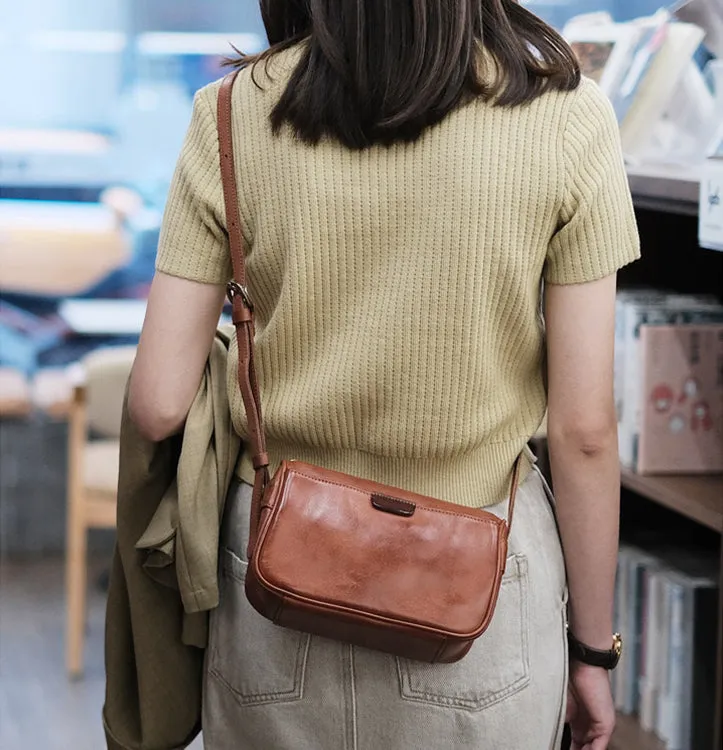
xmin=156 ymin=47 xmax=640 ymax=507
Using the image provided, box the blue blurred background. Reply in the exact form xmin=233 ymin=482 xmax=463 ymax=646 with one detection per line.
xmin=0 ymin=0 xmax=678 ymax=374
xmin=4 ymin=0 xmax=715 ymax=386
xmin=0 ymin=0 xmax=667 ymax=132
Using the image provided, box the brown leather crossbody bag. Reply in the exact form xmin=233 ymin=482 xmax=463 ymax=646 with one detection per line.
xmin=217 ymin=71 xmax=522 ymax=664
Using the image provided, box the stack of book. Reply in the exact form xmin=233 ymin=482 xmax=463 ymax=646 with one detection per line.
xmin=614 ymin=290 xmax=723 ymax=474
xmin=562 ymin=11 xmax=715 ymax=162
xmin=612 ymin=540 xmax=719 ymax=750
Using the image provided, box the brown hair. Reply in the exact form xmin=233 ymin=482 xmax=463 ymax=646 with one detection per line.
xmin=231 ymin=0 xmax=580 ymax=149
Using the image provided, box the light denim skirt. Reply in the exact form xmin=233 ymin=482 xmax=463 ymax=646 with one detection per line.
xmin=203 ymin=465 xmax=568 ymax=750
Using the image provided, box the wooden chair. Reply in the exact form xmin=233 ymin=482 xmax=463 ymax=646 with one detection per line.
xmin=65 ymin=346 xmax=136 ymax=678
xmin=32 ymin=368 xmax=75 ymax=418
xmin=0 ymin=367 xmax=32 ymax=418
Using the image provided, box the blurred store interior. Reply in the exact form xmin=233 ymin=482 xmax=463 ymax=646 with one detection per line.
xmin=0 ymin=1 xmax=722 ymax=749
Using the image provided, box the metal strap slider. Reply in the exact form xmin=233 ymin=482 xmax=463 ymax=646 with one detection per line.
xmin=227 ymin=281 xmax=253 ymax=310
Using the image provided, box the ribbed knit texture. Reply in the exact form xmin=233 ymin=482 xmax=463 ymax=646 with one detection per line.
xmin=157 ymin=48 xmax=640 ymax=507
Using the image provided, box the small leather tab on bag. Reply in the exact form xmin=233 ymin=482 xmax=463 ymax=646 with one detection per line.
xmin=371 ymin=493 xmax=416 ymax=518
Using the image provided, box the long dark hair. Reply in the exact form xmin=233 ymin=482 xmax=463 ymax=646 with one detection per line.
xmin=231 ymin=0 xmax=580 ymax=149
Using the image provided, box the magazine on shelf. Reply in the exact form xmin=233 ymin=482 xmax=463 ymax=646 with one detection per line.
xmin=699 ymin=124 xmax=723 ymax=252
xmin=658 ymin=570 xmax=718 ymax=750
xmin=625 ymin=547 xmax=660 ymax=715
xmin=657 ymin=553 xmax=718 ymax=750
xmin=683 ymin=577 xmax=718 ymax=750
xmin=709 ymin=124 xmax=723 ymax=159
xmin=655 ymin=575 xmax=673 ymax=737
xmin=612 ymin=546 xmax=630 ymax=710
xmin=563 ymin=9 xmax=711 ymax=162
xmin=640 ymin=568 xmax=666 ymax=732
xmin=638 ymin=324 xmax=723 ymax=474
xmin=615 ymin=539 xmax=719 ymax=749
xmin=610 ymin=14 xmax=670 ymax=124
xmin=613 ymin=544 xmax=660 ymax=715
xmin=614 ymin=289 xmax=666 ymax=424
xmin=615 ymin=293 xmax=723 ymax=471
xmin=562 ymin=20 xmax=645 ymax=98
xmin=617 ymin=17 xmax=706 ymax=159
xmin=661 ymin=576 xmax=687 ymax=748
xmin=645 ymin=61 xmax=718 ymax=166
xmin=619 ymin=298 xmax=684 ymax=468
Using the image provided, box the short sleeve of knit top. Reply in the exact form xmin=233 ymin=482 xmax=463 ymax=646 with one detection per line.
xmin=544 ymin=78 xmax=640 ymax=284
xmin=156 ymin=86 xmax=232 ymax=285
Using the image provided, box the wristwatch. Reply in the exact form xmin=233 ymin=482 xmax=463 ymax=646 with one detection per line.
xmin=567 ymin=630 xmax=623 ymax=670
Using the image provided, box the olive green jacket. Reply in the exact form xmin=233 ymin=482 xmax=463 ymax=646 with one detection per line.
xmin=104 ymin=327 xmax=242 ymax=750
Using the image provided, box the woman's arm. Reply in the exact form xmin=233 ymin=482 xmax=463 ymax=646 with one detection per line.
xmin=545 ymin=273 xmax=620 ymax=649
xmin=129 ymin=271 xmax=226 ymax=441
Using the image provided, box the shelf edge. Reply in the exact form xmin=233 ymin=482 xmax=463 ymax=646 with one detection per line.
xmin=620 ymin=470 xmax=723 ymax=534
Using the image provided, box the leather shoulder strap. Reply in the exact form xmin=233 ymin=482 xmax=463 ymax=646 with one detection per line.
xmin=218 ymin=72 xmax=248 ymax=290
xmin=217 ymin=72 xmax=269 ymax=556
xmin=506 ymin=456 xmax=521 ymax=532
xmin=216 ymin=70 xmax=521 ymax=538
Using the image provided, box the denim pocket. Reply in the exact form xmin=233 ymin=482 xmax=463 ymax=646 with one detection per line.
xmin=207 ymin=547 xmax=311 ymax=707
xmin=396 ymin=554 xmax=530 ymax=712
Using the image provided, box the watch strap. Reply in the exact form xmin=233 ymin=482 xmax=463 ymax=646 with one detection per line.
xmin=567 ymin=631 xmax=622 ymax=670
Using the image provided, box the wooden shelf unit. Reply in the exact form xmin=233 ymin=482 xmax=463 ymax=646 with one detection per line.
xmin=620 ymin=470 xmax=723 ymax=533
xmin=618 ymin=470 xmax=723 ymax=750
xmin=587 ymin=170 xmax=721 ymax=750
xmin=626 ymin=166 xmax=701 ymax=217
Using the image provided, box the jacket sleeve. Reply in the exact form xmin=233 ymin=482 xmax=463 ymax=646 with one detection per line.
xmin=103 ymin=393 xmax=203 ymax=750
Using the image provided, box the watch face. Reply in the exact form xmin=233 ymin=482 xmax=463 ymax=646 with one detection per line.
xmin=613 ymin=633 xmax=623 ymax=664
